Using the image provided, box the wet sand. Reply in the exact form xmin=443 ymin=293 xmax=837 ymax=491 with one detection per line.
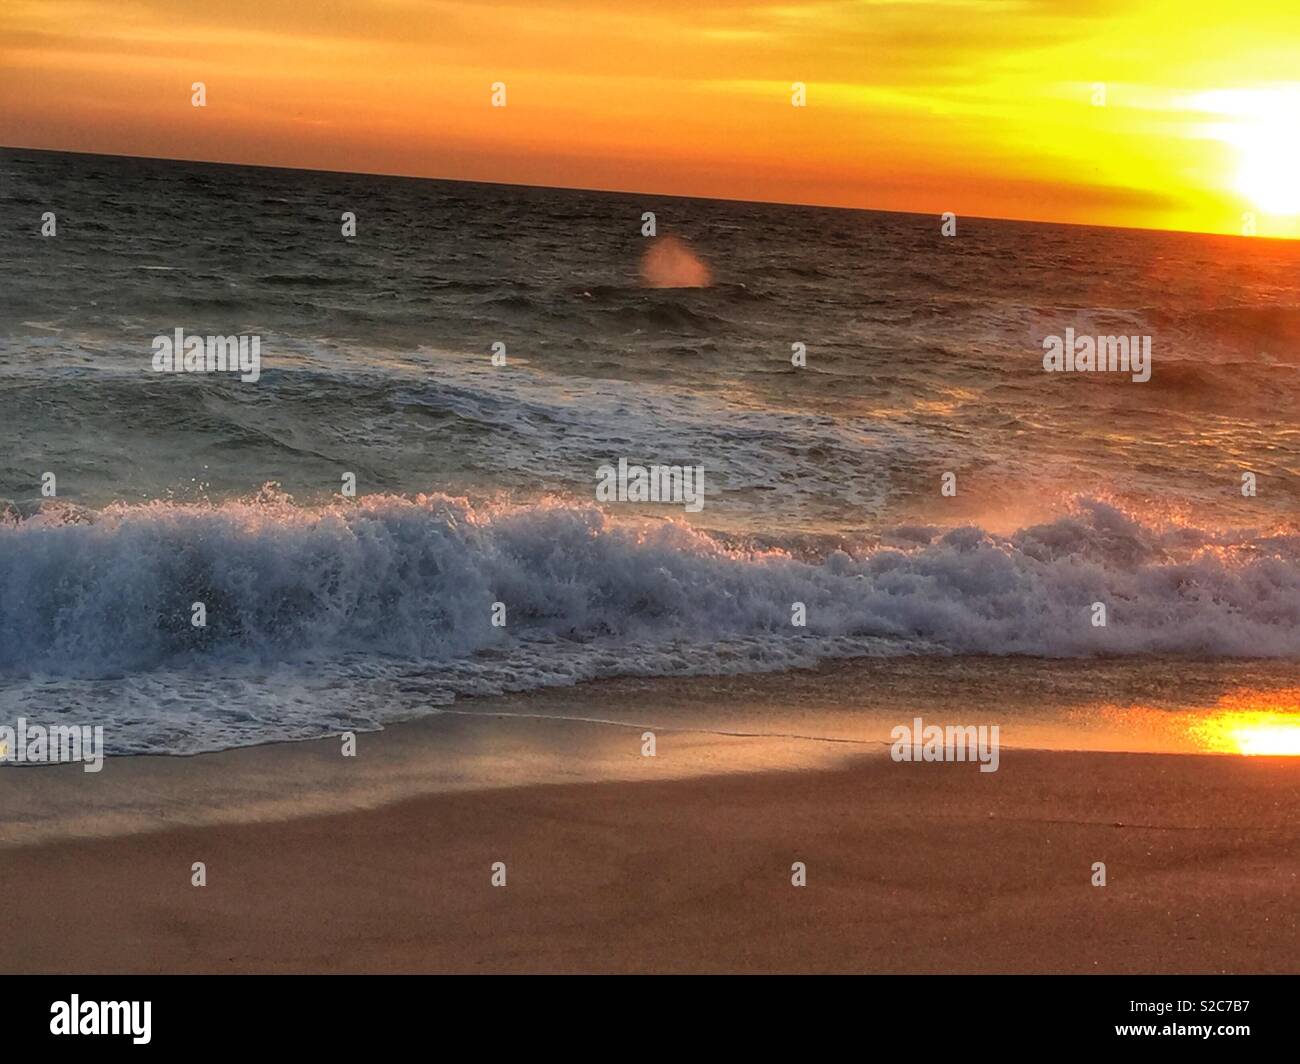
xmin=1 ymin=658 xmax=1297 ymax=973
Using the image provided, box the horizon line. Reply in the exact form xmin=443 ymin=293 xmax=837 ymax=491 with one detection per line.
xmin=4 ymin=141 xmax=1293 ymax=245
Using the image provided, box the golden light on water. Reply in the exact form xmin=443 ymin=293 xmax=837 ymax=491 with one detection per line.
xmin=1092 ymin=688 xmax=1300 ymax=756
xmin=1190 ymin=709 xmax=1300 ymax=756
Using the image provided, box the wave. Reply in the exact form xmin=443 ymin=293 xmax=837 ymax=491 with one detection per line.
xmin=3 ymin=493 xmax=1300 ymax=683
xmin=256 ymin=273 xmax=355 ymax=288
xmin=1181 ymin=305 xmax=1300 ymax=357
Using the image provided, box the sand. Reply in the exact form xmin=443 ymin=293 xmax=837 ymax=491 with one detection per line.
xmin=1 ymin=658 xmax=1297 ymax=973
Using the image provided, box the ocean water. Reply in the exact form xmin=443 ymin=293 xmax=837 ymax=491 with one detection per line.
xmin=4 ymin=147 xmax=1300 ymax=755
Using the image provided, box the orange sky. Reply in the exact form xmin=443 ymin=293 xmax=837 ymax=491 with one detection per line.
xmin=2 ymin=0 xmax=1299 ymax=236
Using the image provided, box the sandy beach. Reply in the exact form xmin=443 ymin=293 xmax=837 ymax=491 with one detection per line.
xmin=2 ymin=659 xmax=1296 ymax=974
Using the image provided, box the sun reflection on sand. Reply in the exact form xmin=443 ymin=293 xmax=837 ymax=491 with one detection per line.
xmin=1184 ymin=688 xmax=1300 ymax=755
xmin=1090 ymin=688 xmax=1300 ymax=756
xmin=1191 ymin=711 xmax=1300 ymax=756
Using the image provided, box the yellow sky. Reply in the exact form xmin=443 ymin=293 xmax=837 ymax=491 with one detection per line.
xmin=2 ymin=0 xmax=1299 ymax=236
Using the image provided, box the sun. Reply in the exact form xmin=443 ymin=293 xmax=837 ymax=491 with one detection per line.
xmin=1228 ymin=720 xmax=1300 ymax=755
xmin=1192 ymin=87 xmax=1300 ymax=216
xmin=1235 ymin=113 xmax=1300 ymax=215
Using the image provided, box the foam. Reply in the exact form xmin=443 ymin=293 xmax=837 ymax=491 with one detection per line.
xmin=3 ymin=492 xmax=1300 ymax=753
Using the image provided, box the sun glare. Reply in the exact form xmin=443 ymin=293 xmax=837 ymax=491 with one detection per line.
xmin=1192 ymin=710 xmax=1300 ymax=756
xmin=1236 ymin=115 xmax=1300 ymax=215
xmin=1193 ymin=87 xmax=1300 ymax=216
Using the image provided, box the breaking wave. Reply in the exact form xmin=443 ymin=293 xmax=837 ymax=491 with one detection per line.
xmin=4 ymin=492 xmax=1300 ymax=678
xmin=6 ymin=491 xmax=1300 ymax=754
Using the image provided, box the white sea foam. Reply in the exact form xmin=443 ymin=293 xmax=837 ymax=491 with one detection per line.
xmin=2 ymin=492 xmax=1300 ymax=753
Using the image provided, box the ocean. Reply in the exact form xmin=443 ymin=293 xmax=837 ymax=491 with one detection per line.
xmin=4 ymin=146 xmax=1300 ymax=755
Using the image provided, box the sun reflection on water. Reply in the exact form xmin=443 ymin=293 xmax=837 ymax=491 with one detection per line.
xmin=1191 ymin=711 xmax=1300 ymax=755
xmin=1090 ymin=688 xmax=1300 ymax=756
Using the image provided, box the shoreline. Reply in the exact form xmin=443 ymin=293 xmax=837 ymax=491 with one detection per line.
xmin=2 ymin=657 xmax=1297 ymax=972
xmin=4 ymin=654 xmax=1300 ymax=849
xmin=1 ymin=744 xmax=1295 ymax=973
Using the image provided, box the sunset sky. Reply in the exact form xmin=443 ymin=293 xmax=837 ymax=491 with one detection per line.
xmin=2 ymin=0 xmax=1299 ymax=236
